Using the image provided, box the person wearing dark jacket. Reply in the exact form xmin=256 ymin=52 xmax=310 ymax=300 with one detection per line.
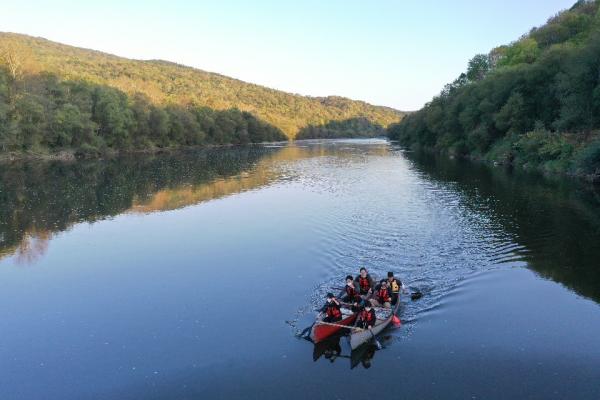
xmin=387 ymin=271 xmax=406 ymax=305
xmin=357 ymin=300 xmax=377 ymax=329
xmin=320 ymin=293 xmax=343 ymax=323
xmin=354 ymin=267 xmax=375 ymax=297
xmin=370 ymin=279 xmax=392 ymax=308
xmin=341 ymin=275 xmax=361 ymax=303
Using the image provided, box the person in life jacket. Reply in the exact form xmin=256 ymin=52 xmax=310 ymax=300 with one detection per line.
xmin=357 ymin=300 xmax=377 ymax=330
xmin=354 ymin=267 xmax=375 ymax=297
xmin=387 ymin=271 xmax=407 ymax=305
xmin=320 ymin=293 xmax=343 ymax=323
xmin=342 ymin=275 xmax=362 ymax=303
xmin=370 ymin=279 xmax=392 ymax=308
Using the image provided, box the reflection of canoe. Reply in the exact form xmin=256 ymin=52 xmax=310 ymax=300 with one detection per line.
xmin=349 ymin=301 xmax=400 ymax=350
xmin=312 ymin=333 xmax=343 ymax=361
xmin=350 ymin=342 xmax=378 ymax=369
xmin=310 ymin=308 xmax=357 ymax=344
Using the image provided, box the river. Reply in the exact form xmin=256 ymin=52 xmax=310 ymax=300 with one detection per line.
xmin=1 ymin=139 xmax=599 ymax=399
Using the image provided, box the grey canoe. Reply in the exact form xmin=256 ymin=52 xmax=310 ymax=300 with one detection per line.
xmin=349 ymin=300 xmax=400 ymax=350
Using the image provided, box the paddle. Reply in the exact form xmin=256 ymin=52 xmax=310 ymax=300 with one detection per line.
xmin=369 ymin=328 xmax=382 ymax=350
xmin=297 ymin=323 xmax=314 ymax=341
xmin=410 ymin=290 xmax=423 ymax=301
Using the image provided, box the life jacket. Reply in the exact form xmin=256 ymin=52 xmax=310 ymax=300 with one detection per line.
xmin=345 ymin=284 xmax=357 ymax=298
xmin=358 ymin=276 xmax=371 ymax=293
xmin=389 ymin=278 xmax=400 ymax=293
xmin=360 ymin=308 xmax=376 ymax=324
xmin=326 ymin=302 xmax=342 ymax=319
xmin=377 ymin=287 xmax=391 ymax=303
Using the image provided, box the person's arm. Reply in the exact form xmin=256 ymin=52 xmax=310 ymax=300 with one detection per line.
xmin=401 ymin=281 xmax=409 ymax=294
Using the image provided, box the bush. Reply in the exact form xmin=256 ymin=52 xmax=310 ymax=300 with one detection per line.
xmin=573 ymin=140 xmax=600 ymax=175
xmin=513 ymin=129 xmax=574 ymax=171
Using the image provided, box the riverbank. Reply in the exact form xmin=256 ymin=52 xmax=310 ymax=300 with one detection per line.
xmin=393 ymin=133 xmax=600 ymax=185
xmin=0 ymin=141 xmax=289 ymax=164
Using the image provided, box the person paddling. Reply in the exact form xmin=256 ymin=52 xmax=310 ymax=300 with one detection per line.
xmin=354 ymin=267 xmax=374 ymax=298
xmin=370 ymin=279 xmax=392 ymax=308
xmin=342 ymin=275 xmax=361 ymax=303
xmin=356 ymin=300 xmax=376 ymax=330
xmin=387 ymin=271 xmax=406 ymax=305
xmin=320 ymin=293 xmax=343 ymax=323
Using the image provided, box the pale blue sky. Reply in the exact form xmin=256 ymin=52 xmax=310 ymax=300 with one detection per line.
xmin=2 ymin=0 xmax=576 ymax=110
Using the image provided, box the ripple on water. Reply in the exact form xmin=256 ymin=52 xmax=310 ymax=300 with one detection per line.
xmin=285 ymin=143 xmax=529 ymax=337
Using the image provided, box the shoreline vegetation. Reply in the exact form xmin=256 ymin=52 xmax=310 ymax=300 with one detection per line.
xmin=0 ymin=32 xmax=403 ymax=160
xmin=388 ymin=0 xmax=600 ymax=184
xmin=0 ymin=141 xmax=289 ymax=163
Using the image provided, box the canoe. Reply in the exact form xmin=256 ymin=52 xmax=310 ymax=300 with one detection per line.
xmin=310 ymin=308 xmax=357 ymax=344
xmin=349 ymin=300 xmax=400 ymax=350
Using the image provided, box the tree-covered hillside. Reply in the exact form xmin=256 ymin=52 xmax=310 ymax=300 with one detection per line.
xmin=296 ymin=117 xmax=386 ymax=139
xmin=388 ymin=0 xmax=600 ymax=181
xmin=0 ymin=32 xmax=403 ymax=157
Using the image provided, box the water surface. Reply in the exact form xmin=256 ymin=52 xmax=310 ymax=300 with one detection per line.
xmin=1 ymin=139 xmax=599 ymax=399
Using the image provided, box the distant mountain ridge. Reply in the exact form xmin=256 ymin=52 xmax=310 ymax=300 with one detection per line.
xmin=0 ymin=32 xmax=403 ymax=142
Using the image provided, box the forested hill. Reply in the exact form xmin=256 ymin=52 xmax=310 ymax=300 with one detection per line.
xmin=0 ymin=33 xmax=403 ymax=157
xmin=388 ymin=0 xmax=600 ymax=182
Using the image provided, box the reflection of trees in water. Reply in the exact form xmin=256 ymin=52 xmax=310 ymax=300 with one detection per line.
xmin=405 ymin=149 xmax=600 ymax=303
xmin=0 ymin=146 xmax=287 ymax=264
xmin=0 ymin=141 xmax=392 ymax=265
xmin=14 ymin=230 xmax=50 ymax=265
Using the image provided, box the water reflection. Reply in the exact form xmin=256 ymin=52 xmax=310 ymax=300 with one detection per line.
xmin=402 ymin=149 xmax=600 ymax=302
xmin=0 ymin=147 xmax=282 ymax=264
xmin=0 ymin=141 xmax=391 ymax=266
xmin=311 ymin=332 xmax=395 ymax=370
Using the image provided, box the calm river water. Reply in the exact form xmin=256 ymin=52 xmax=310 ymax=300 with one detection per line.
xmin=1 ymin=139 xmax=599 ymax=399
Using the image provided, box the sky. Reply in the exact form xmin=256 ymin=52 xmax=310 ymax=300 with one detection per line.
xmin=1 ymin=0 xmax=577 ymax=110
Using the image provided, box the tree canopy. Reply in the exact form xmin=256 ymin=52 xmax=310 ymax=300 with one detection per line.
xmin=0 ymin=32 xmax=404 ymax=156
xmin=388 ymin=0 xmax=600 ymax=180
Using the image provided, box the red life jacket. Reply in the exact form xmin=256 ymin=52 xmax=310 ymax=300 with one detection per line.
xmin=345 ymin=285 xmax=357 ymax=298
xmin=326 ymin=302 xmax=342 ymax=319
xmin=358 ymin=276 xmax=371 ymax=292
xmin=377 ymin=287 xmax=391 ymax=303
xmin=360 ymin=308 xmax=376 ymax=324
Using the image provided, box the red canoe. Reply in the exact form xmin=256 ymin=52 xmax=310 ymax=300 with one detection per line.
xmin=309 ymin=309 xmax=357 ymax=343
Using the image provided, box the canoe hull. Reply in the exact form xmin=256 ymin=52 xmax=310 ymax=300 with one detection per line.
xmin=349 ymin=302 xmax=400 ymax=350
xmin=310 ymin=313 xmax=357 ymax=344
